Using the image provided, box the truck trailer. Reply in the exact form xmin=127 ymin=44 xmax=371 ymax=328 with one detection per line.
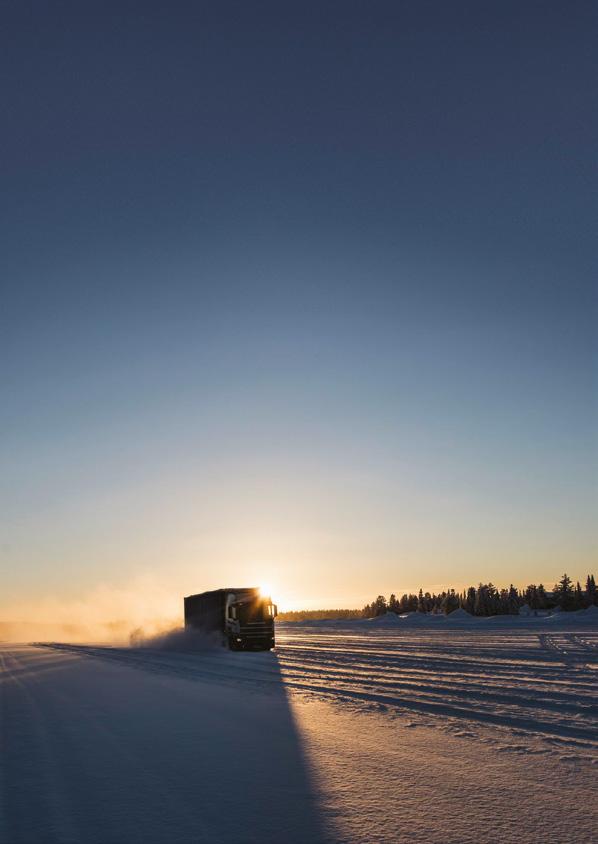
xmin=184 ymin=587 xmax=277 ymax=651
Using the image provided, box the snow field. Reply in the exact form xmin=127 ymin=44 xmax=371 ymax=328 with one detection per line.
xmin=2 ymin=621 xmax=597 ymax=843
xmin=275 ymin=625 xmax=598 ymax=756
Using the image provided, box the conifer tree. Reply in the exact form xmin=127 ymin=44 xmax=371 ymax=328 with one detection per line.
xmin=524 ymin=584 xmax=538 ymax=610
xmin=554 ymin=573 xmax=574 ymax=610
xmin=373 ymin=595 xmax=387 ymax=616
xmin=586 ymin=574 xmax=597 ymax=606
xmin=508 ymin=584 xmax=519 ymax=614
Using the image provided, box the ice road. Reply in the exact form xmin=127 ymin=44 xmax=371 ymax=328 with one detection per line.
xmin=1 ymin=618 xmax=597 ymax=843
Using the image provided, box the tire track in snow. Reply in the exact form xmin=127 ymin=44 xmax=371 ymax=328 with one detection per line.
xmin=539 ymin=634 xmax=598 ymax=669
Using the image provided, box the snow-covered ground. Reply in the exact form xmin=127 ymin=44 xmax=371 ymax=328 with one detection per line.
xmin=2 ymin=617 xmax=597 ymax=843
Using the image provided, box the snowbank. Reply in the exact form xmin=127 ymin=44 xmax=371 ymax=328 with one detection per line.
xmin=447 ymin=607 xmax=473 ymax=620
xmin=282 ymin=606 xmax=598 ymax=629
xmin=368 ymin=612 xmax=402 ymax=625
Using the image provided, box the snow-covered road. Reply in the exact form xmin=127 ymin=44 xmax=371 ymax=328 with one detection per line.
xmin=0 ymin=644 xmax=325 ymax=844
xmin=2 ymin=622 xmax=597 ymax=843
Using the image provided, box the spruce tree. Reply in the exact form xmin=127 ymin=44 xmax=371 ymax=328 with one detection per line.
xmin=525 ymin=585 xmax=538 ymax=611
xmin=373 ymin=595 xmax=387 ymax=616
xmin=586 ymin=574 xmax=597 ymax=606
xmin=554 ymin=573 xmax=574 ymax=611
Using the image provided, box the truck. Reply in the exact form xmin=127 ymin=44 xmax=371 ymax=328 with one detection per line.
xmin=184 ymin=587 xmax=278 ymax=651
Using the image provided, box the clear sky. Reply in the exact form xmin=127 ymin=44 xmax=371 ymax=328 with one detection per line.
xmin=1 ymin=1 xmax=596 ymax=621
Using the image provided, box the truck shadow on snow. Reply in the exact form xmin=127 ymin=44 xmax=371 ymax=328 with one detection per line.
xmin=36 ymin=638 xmax=333 ymax=844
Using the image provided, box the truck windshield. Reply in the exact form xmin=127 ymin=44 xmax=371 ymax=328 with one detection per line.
xmin=237 ymin=600 xmax=271 ymax=623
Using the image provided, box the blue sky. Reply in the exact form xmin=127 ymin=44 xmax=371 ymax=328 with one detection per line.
xmin=1 ymin=1 xmax=596 ymax=615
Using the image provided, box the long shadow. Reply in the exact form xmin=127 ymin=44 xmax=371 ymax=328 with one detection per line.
xmin=10 ymin=642 xmax=333 ymax=844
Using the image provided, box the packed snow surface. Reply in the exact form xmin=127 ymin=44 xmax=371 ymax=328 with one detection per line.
xmin=1 ymin=618 xmax=597 ymax=843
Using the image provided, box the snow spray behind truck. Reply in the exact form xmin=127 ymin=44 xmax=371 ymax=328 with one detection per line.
xmin=184 ymin=588 xmax=278 ymax=650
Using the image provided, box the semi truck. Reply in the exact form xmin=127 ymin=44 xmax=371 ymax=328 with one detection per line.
xmin=184 ymin=587 xmax=278 ymax=651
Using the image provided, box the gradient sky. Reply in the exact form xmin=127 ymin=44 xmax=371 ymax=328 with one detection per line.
xmin=1 ymin=1 xmax=596 ymax=618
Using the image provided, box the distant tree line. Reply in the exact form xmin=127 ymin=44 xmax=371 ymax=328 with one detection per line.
xmin=277 ymin=608 xmax=364 ymax=622
xmin=361 ymin=573 xmax=597 ymax=618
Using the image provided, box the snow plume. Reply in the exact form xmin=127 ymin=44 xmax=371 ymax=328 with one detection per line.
xmin=129 ymin=624 xmax=222 ymax=651
xmin=0 ymin=574 xmax=181 ymax=644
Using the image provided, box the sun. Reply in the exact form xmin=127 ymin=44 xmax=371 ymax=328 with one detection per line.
xmin=258 ymin=583 xmax=273 ymax=599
